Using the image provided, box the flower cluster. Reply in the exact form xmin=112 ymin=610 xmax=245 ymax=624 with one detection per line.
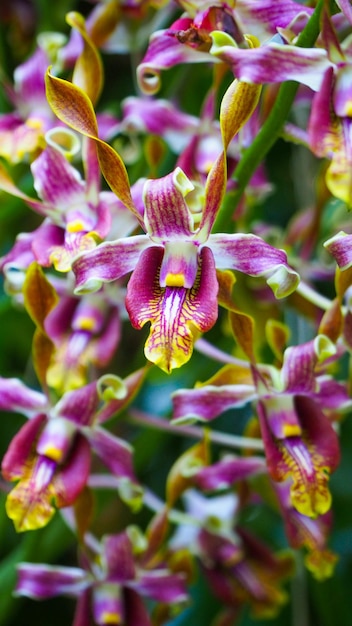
xmin=0 ymin=1 xmax=352 ymax=625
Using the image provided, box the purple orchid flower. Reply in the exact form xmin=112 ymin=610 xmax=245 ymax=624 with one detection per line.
xmin=72 ymin=165 xmax=299 ymax=373
xmin=136 ymin=1 xmax=325 ymax=94
xmin=0 ymin=370 xmax=144 ymax=531
xmin=0 ymin=141 xmax=138 ymax=273
xmin=0 ymin=44 xmax=55 ymax=162
xmin=172 ymin=334 xmax=349 ymax=517
xmin=16 ymin=527 xmax=188 ymax=626
xmin=170 ymin=489 xmax=293 ymax=621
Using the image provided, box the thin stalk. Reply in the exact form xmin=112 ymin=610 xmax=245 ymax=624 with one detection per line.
xmin=128 ymin=408 xmax=264 ymax=451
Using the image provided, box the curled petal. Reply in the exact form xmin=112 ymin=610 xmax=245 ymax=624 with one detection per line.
xmin=210 ymin=233 xmax=299 ymax=298
xmin=137 ymin=28 xmax=211 ymax=95
xmin=324 ymin=230 xmax=352 ymax=270
xmin=126 ymin=246 xmax=218 ymax=373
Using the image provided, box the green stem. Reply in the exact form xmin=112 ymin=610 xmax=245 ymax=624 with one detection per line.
xmin=214 ymin=0 xmax=325 ymax=232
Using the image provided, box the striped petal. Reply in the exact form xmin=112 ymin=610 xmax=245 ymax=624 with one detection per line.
xmin=72 ymin=235 xmax=150 ymax=294
xmin=126 ymin=246 xmax=218 ymax=373
xmin=210 ymin=32 xmax=331 ymax=91
xmin=209 ymin=233 xmax=299 ymax=298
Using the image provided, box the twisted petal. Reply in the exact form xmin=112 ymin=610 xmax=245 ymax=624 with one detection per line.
xmin=126 ymin=246 xmax=218 ymax=373
xmin=209 ymin=233 xmax=299 ymax=298
xmin=72 ymin=235 xmax=150 ymax=294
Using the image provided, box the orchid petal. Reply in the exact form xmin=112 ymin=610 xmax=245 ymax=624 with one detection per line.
xmin=16 ymin=563 xmax=89 ymax=599
xmin=137 ymin=28 xmax=212 ymax=95
xmin=66 ymin=11 xmax=103 ymax=106
xmin=210 ymin=32 xmax=331 ymax=91
xmin=172 ymin=383 xmax=257 ymax=424
xmin=209 ymin=233 xmax=299 ymax=298
xmin=280 ymin=335 xmax=336 ymax=394
xmin=195 ymin=456 xmax=267 ymax=491
xmin=0 ymin=378 xmax=46 ymax=418
xmin=126 ymin=246 xmax=218 ymax=373
xmin=324 ymin=230 xmax=352 ymax=270
xmin=72 ymin=235 xmax=150 ymax=294
xmin=45 ymin=70 xmax=136 ymax=215
xmin=143 ymin=167 xmax=195 ymax=240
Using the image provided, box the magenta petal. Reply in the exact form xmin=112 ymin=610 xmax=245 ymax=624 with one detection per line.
xmin=72 ymin=236 xmax=150 ymax=294
xmin=16 ymin=563 xmax=89 ymax=599
xmin=87 ymin=427 xmax=136 ymax=482
xmin=172 ymin=384 xmax=257 ymax=423
xmin=0 ymin=377 xmax=47 ymax=416
xmin=137 ymin=30 xmax=211 ymax=94
xmin=308 ymin=67 xmax=335 ymax=157
xmin=210 ymin=37 xmax=331 ymax=91
xmin=295 ymin=396 xmax=340 ymax=473
xmin=129 ymin=570 xmax=188 ymax=604
xmin=210 ymin=233 xmax=299 ymax=297
xmin=54 ymin=434 xmax=91 ymax=507
xmin=2 ymin=414 xmax=46 ymax=480
xmin=143 ymin=169 xmax=194 ymax=240
xmin=53 ymin=382 xmax=100 ymax=426
xmin=195 ymin=456 xmax=267 ymax=491
xmin=103 ymin=533 xmax=135 ymax=581
xmin=324 ymin=231 xmax=352 ymax=269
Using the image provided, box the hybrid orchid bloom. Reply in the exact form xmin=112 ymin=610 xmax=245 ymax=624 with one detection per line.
xmin=137 ymin=1 xmax=317 ymax=94
xmin=172 ymin=334 xmax=349 ymax=517
xmin=170 ymin=489 xmax=293 ymax=621
xmin=0 ymin=44 xmax=56 ymax=162
xmin=71 ymin=164 xmax=299 ymax=373
xmin=0 ymin=370 xmax=144 ymax=532
xmin=307 ymin=5 xmax=352 ymax=205
xmin=16 ymin=527 xmax=188 ymax=626
xmin=0 ymin=140 xmax=138 ymax=272
xmin=43 ymin=282 xmax=125 ymax=392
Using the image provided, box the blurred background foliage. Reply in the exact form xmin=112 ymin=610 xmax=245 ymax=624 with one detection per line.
xmin=0 ymin=1 xmax=352 ymax=625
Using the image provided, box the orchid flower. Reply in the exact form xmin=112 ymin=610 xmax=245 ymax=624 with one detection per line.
xmin=307 ymin=5 xmax=352 ymax=206
xmin=0 ymin=140 xmax=138 ymax=272
xmin=16 ymin=527 xmax=188 ymax=626
xmin=170 ymin=489 xmax=293 ymax=621
xmin=0 ymin=369 xmax=144 ymax=532
xmin=137 ymin=1 xmax=330 ymax=94
xmin=172 ymin=334 xmax=349 ymax=517
xmin=0 ymin=44 xmax=56 ymax=162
